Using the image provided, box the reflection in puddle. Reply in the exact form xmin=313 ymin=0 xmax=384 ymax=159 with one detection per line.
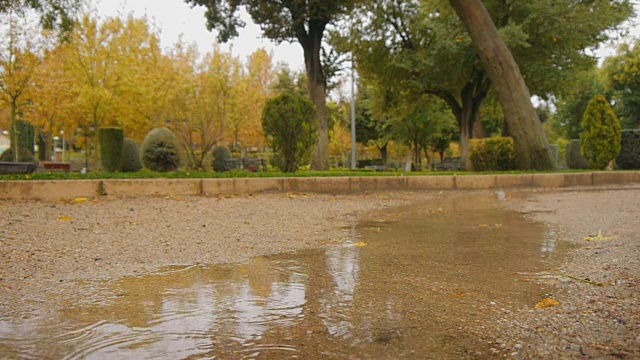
xmin=0 ymin=194 xmax=562 ymax=359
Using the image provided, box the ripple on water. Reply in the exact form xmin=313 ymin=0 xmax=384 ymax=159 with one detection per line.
xmin=0 ymin=194 xmax=563 ymax=359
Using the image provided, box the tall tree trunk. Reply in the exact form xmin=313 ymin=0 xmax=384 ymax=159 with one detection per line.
xmin=473 ymin=112 xmax=486 ymax=138
xmin=379 ymin=143 xmax=389 ymax=169
xmin=449 ymin=0 xmax=555 ymax=170
xmin=302 ymin=29 xmax=329 ymax=171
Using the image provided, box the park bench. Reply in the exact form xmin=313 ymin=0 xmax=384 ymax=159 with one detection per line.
xmin=0 ymin=161 xmax=36 ymax=174
xmin=436 ymin=158 xmax=461 ymax=171
xmin=43 ymin=162 xmax=71 ymax=173
xmin=223 ymin=158 xmax=242 ymax=171
xmin=242 ymin=158 xmax=266 ymax=172
xmin=364 ymin=165 xmax=386 ymax=172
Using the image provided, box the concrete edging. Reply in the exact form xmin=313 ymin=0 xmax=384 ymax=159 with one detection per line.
xmin=0 ymin=171 xmax=639 ymax=201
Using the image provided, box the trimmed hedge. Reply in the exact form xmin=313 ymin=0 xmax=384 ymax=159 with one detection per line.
xmin=140 ymin=128 xmax=181 ymax=172
xmin=122 ymin=138 xmax=143 ymax=172
xmin=616 ymin=130 xmax=640 ymax=169
xmin=565 ymin=139 xmax=590 ymax=169
xmin=469 ymin=137 xmax=518 ymax=171
xmin=98 ymin=127 xmax=124 ymax=172
xmin=0 ymin=147 xmax=38 ymax=165
xmin=212 ymin=146 xmax=231 ymax=172
xmin=10 ymin=121 xmax=35 ymax=154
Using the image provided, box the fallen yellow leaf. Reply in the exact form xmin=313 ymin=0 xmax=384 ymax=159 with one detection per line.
xmin=71 ymin=197 xmax=88 ymax=204
xmin=355 ymin=242 xmax=368 ymax=247
xmin=584 ymin=229 xmax=616 ymax=242
xmin=58 ymin=216 xmax=72 ymax=221
xmin=535 ymin=298 xmax=561 ymax=309
xmin=452 ymin=292 xmax=469 ymax=299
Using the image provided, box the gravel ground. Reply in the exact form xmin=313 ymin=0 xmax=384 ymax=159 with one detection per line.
xmin=1 ymin=187 xmax=639 ymax=358
xmin=495 ymin=187 xmax=640 ymax=359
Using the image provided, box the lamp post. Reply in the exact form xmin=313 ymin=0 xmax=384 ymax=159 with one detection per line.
xmin=60 ymin=130 xmax=65 ymax=163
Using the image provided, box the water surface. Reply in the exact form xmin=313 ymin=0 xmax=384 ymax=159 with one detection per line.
xmin=0 ymin=194 xmax=561 ymax=359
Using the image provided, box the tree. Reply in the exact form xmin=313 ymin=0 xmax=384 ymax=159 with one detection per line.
xmin=554 ymin=68 xmax=608 ymax=139
xmin=354 ymin=83 xmax=392 ymax=168
xmin=185 ymin=0 xmax=358 ymax=171
xmin=0 ymin=0 xmax=80 ymax=33
xmin=604 ymin=41 xmax=640 ymax=129
xmin=0 ymin=5 xmax=45 ymax=161
xmin=346 ymin=0 xmax=631 ymax=169
xmin=262 ymin=93 xmax=317 ymax=172
xmin=580 ymin=94 xmax=621 ymax=170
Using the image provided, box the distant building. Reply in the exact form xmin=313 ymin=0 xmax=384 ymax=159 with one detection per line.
xmin=0 ymin=131 xmax=8 ymax=154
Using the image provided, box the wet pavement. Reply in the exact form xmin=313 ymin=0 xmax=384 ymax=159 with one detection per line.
xmin=0 ymin=194 xmax=563 ymax=359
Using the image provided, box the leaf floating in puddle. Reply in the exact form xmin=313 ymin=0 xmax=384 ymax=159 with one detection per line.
xmin=583 ymin=229 xmax=616 ymax=242
xmin=58 ymin=216 xmax=72 ymax=221
xmin=355 ymin=242 xmax=368 ymax=247
xmin=534 ymin=298 xmax=561 ymax=309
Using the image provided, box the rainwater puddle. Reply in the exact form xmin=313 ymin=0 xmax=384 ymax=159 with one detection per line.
xmin=1 ymin=194 xmax=563 ymax=359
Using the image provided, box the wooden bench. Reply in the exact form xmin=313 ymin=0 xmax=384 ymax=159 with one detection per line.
xmin=43 ymin=162 xmax=71 ymax=173
xmin=242 ymin=158 xmax=266 ymax=172
xmin=0 ymin=161 xmax=36 ymax=174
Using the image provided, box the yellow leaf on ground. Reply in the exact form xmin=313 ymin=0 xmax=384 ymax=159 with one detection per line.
xmin=452 ymin=292 xmax=469 ymax=299
xmin=355 ymin=242 xmax=368 ymax=247
xmin=71 ymin=197 xmax=88 ymax=204
xmin=58 ymin=216 xmax=72 ymax=221
xmin=583 ymin=229 xmax=616 ymax=242
xmin=535 ymin=298 xmax=561 ymax=309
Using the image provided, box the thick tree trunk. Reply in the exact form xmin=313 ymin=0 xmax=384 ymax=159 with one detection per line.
xmin=302 ymin=30 xmax=329 ymax=171
xmin=473 ymin=112 xmax=485 ymax=138
xmin=449 ymin=0 xmax=555 ymax=170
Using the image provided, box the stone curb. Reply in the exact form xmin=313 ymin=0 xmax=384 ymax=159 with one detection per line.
xmin=0 ymin=172 xmax=638 ymax=201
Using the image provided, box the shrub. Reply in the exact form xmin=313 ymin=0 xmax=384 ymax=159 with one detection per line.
xmin=565 ymin=139 xmax=590 ymax=169
xmin=212 ymin=146 xmax=231 ymax=172
xmin=550 ymin=144 xmax=559 ymax=165
xmin=580 ymin=95 xmax=621 ymax=170
xmin=140 ymin=128 xmax=181 ymax=172
xmin=122 ymin=138 xmax=143 ymax=172
xmin=262 ymin=93 xmax=317 ymax=172
xmin=616 ymin=130 xmax=640 ymax=169
xmin=10 ymin=121 xmax=35 ymax=154
xmin=469 ymin=137 xmax=518 ymax=171
xmin=98 ymin=127 xmax=124 ymax=172
xmin=0 ymin=147 xmax=38 ymax=165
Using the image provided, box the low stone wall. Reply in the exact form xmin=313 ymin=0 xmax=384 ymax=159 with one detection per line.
xmin=0 ymin=172 xmax=638 ymax=201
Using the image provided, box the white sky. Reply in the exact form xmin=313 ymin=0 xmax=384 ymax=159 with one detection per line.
xmin=92 ymin=0 xmax=305 ymax=70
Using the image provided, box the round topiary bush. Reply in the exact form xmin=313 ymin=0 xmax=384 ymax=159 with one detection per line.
xmin=98 ymin=127 xmax=124 ymax=172
xmin=211 ymin=146 xmax=231 ymax=172
xmin=122 ymin=138 xmax=143 ymax=172
xmin=140 ymin=128 xmax=181 ymax=172
xmin=580 ymin=95 xmax=621 ymax=170
xmin=0 ymin=147 xmax=38 ymax=165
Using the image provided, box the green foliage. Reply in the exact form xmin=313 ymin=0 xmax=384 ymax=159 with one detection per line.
xmin=98 ymin=127 xmax=124 ymax=172
xmin=212 ymin=146 xmax=231 ymax=172
xmin=469 ymin=138 xmax=518 ymax=172
xmin=121 ymin=138 xmax=142 ymax=172
xmin=554 ymin=68 xmax=608 ymax=139
xmin=616 ymin=130 xmax=640 ymax=169
xmin=580 ymin=95 xmax=622 ymax=170
xmin=0 ymin=147 xmax=38 ymax=165
xmin=10 ymin=120 xmax=35 ymax=154
xmin=140 ymin=128 xmax=181 ymax=172
xmin=565 ymin=139 xmax=590 ymax=169
xmin=549 ymin=144 xmax=559 ymax=165
xmin=0 ymin=1 xmax=80 ymax=33
xmin=262 ymin=93 xmax=317 ymax=172
xmin=272 ymin=66 xmax=309 ymax=97
xmin=604 ymin=41 xmax=640 ymax=129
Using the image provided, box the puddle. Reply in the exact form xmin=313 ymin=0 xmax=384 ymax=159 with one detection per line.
xmin=0 ymin=194 xmax=563 ymax=359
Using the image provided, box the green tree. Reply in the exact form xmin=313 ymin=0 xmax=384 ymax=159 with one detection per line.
xmin=580 ymin=95 xmax=621 ymax=170
xmin=0 ymin=0 xmax=80 ymax=33
xmin=354 ymin=83 xmax=392 ymax=168
xmin=604 ymin=40 xmax=640 ymax=129
xmin=262 ymin=93 xmax=317 ymax=172
xmin=184 ymin=0 xmax=357 ymax=171
xmin=346 ymin=0 xmax=631 ymax=169
xmin=554 ymin=68 xmax=608 ymax=139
